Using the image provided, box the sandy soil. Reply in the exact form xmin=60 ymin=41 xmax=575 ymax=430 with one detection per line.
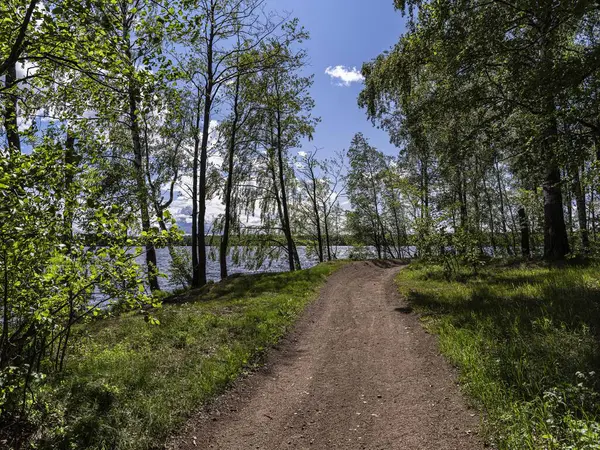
xmin=168 ymin=261 xmax=484 ymax=450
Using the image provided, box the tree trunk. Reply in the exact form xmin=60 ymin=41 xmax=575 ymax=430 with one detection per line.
xmin=543 ymin=165 xmax=570 ymax=259
xmin=193 ymin=20 xmax=215 ymax=288
xmin=220 ymin=72 xmax=241 ymax=279
xmin=191 ymin=92 xmax=202 ymax=288
xmin=518 ymin=207 xmax=531 ymax=258
xmin=323 ymin=204 xmax=332 ymax=261
xmin=457 ymin=171 xmax=468 ymax=228
xmin=495 ymin=159 xmax=514 ymax=255
xmin=1 ymin=250 xmax=10 ymax=369
xmin=539 ymin=29 xmax=569 ymax=260
xmin=277 ymin=144 xmax=296 ymax=271
xmin=266 ymin=144 xmax=291 ymax=268
xmin=128 ymin=74 xmax=159 ymax=291
xmin=309 ymin=179 xmax=324 ymax=263
xmin=482 ymin=172 xmax=497 ymax=255
xmin=567 ymin=191 xmax=574 ymax=237
xmin=591 ymin=187 xmax=597 ymax=242
xmin=196 ymin=91 xmax=211 ymax=287
xmin=274 ymin=82 xmax=298 ymax=271
xmin=421 ymin=156 xmax=429 ymax=218
xmin=471 ymin=166 xmax=484 ymax=255
xmin=572 ymin=165 xmax=589 ymax=252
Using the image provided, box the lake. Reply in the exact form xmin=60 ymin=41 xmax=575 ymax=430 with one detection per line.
xmin=148 ymin=246 xmax=359 ymax=291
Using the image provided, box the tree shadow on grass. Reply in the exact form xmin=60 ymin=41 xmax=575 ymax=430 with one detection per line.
xmin=406 ymin=268 xmax=600 ymax=401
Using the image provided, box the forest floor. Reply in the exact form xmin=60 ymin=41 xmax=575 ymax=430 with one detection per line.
xmin=168 ymin=261 xmax=482 ymax=450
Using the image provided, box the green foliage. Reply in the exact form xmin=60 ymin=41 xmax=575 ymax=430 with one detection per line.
xmin=1 ymin=0 xmax=322 ymax=445
xmin=360 ymin=0 xmax=600 ymax=261
xmin=397 ymin=262 xmax=600 ymax=449
xmin=0 ymin=134 xmax=179 ymax=441
xmin=29 ymin=262 xmax=344 ymax=449
xmin=168 ymin=247 xmax=194 ymax=290
xmin=346 ymin=133 xmax=408 ymax=259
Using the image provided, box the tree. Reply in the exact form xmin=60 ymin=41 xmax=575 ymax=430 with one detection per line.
xmin=176 ymin=0 xmax=284 ymax=287
xmin=361 ymin=0 xmax=600 ymax=260
xmin=296 ymin=149 xmax=346 ymax=262
xmin=296 ymin=149 xmax=326 ymax=262
xmin=0 ymin=1 xmax=182 ymax=437
xmin=346 ymin=133 xmax=389 ymax=259
xmin=251 ymin=41 xmax=317 ymax=271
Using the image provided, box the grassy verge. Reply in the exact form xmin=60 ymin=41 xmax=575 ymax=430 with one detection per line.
xmin=397 ymin=261 xmax=600 ymax=449
xmin=36 ymin=261 xmax=344 ymax=449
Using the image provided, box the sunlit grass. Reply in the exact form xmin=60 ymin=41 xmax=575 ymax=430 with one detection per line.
xmin=36 ymin=261 xmax=345 ymax=449
xmin=397 ymin=261 xmax=600 ymax=449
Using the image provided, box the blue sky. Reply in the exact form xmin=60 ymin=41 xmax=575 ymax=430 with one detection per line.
xmin=265 ymin=0 xmax=407 ymax=157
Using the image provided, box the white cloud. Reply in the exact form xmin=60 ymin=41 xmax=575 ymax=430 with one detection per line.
xmin=325 ymin=65 xmax=364 ymax=87
xmin=167 ymin=175 xmax=225 ymax=225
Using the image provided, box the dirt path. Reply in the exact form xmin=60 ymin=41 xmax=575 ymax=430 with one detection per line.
xmin=169 ymin=261 xmax=483 ymax=450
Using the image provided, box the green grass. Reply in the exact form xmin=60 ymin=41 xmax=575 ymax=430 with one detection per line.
xmin=397 ymin=261 xmax=600 ymax=450
xmin=35 ymin=261 xmax=345 ymax=449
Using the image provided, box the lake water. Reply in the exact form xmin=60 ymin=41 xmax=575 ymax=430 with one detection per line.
xmin=148 ymin=246 xmax=359 ymax=291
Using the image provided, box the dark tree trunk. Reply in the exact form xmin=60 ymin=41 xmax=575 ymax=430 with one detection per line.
xmin=277 ymin=139 xmax=297 ymax=271
xmin=566 ymin=182 xmax=574 ymax=239
xmin=495 ymin=159 xmax=514 ymax=255
xmin=539 ymin=29 xmax=569 ymax=260
xmin=482 ymin=173 xmax=497 ymax=255
xmin=128 ymin=66 xmax=159 ymax=291
xmin=457 ymin=171 xmax=468 ymax=228
xmin=266 ymin=145 xmax=291 ymax=269
xmin=391 ymin=203 xmax=404 ymax=259
xmin=220 ymin=72 xmax=241 ymax=279
xmin=305 ymin=169 xmax=324 ymax=263
xmin=471 ymin=168 xmax=484 ymax=255
xmin=518 ymin=207 xmax=531 ymax=258
xmin=1 ymin=63 xmax=20 ymax=365
xmin=63 ymin=131 xmax=77 ymax=243
xmin=1 ymin=250 xmax=10 ymax=369
xmin=323 ymin=204 xmax=332 ymax=261
xmin=543 ymin=165 xmax=570 ymax=259
xmin=375 ymin=241 xmax=382 ymax=259
xmin=274 ymin=78 xmax=299 ymax=271
xmin=421 ymin=156 xmax=429 ymax=218
xmin=196 ymin=92 xmax=211 ymax=287
xmin=193 ymin=19 xmax=215 ymax=288
xmin=591 ymin=188 xmax=597 ymax=242
xmin=572 ymin=166 xmax=590 ymax=252
xmin=312 ymin=189 xmax=324 ymax=263
xmin=191 ymin=93 xmax=202 ymax=288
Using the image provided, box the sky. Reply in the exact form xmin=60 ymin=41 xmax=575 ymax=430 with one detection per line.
xmin=265 ymin=0 xmax=407 ymax=158
xmin=170 ymin=0 xmax=408 ymax=231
